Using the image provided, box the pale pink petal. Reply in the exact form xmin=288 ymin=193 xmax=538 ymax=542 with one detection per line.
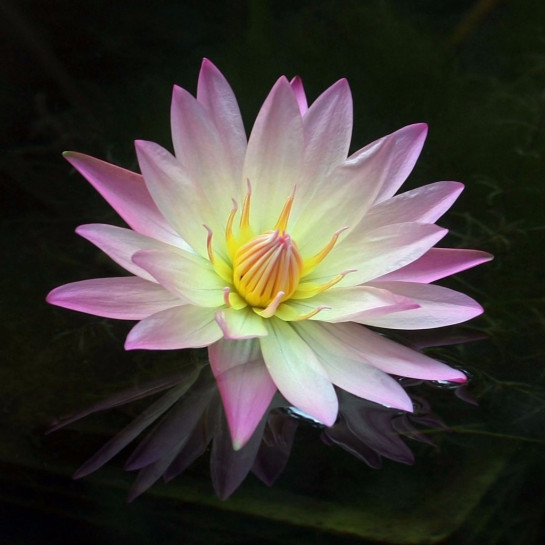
xmin=132 ymin=248 xmax=225 ymax=308
xmin=307 ymin=223 xmax=447 ymax=287
xmin=259 ymin=318 xmax=338 ymax=426
xmin=300 ymin=321 xmax=467 ymax=382
xmin=360 ymin=181 xmax=464 ymax=232
xmin=125 ymin=305 xmax=221 ymax=350
xmin=363 ymin=281 xmax=484 ymax=329
xmin=63 ymin=152 xmax=181 ymax=246
xmin=343 ymin=124 xmax=428 ymax=207
xmin=290 ymin=76 xmax=308 ymax=115
xmin=377 ymin=248 xmax=494 ymax=283
xmin=293 ymin=322 xmax=413 ymax=411
xmin=46 ymin=277 xmax=181 ymax=319
xmin=242 ymin=77 xmax=304 ymax=233
xmin=171 ymin=84 xmax=240 ymax=207
xmin=76 ymin=224 xmax=180 ymax=282
xmin=209 ymin=338 xmax=276 ymax=449
xmin=135 ymin=140 xmax=216 ymax=257
xmin=215 ymin=307 xmax=268 ymax=339
xmin=279 ymin=285 xmax=418 ymax=322
xmin=197 ymin=58 xmax=247 ymax=180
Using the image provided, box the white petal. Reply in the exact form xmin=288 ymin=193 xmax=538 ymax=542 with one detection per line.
xmin=125 ymin=305 xmax=222 ymax=350
xmin=259 ymin=318 xmax=338 ymax=426
xmin=215 ymin=307 xmax=268 ymax=339
xmin=362 ymin=281 xmax=484 ymax=329
xmin=243 ymin=77 xmax=304 ymax=233
xmin=132 ymin=248 xmax=225 ymax=308
xmin=46 ymin=277 xmax=181 ymax=319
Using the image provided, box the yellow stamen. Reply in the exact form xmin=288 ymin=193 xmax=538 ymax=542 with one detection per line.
xmin=233 ymin=230 xmax=303 ymax=308
xmin=274 ymin=185 xmax=296 ymax=233
xmin=302 ymin=226 xmax=348 ymax=275
xmin=253 ymin=291 xmax=285 ymax=318
xmin=239 ymin=178 xmax=253 ymax=239
xmin=292 ymin=269 xmax=356 ymax=300
xmin=225 ymin=199 xmax=239 ymax=259
xmin=203 ymin=225 xmax=233 ymax=283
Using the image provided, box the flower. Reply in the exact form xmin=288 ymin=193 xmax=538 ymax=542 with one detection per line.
xmin=47 ymin=59 xmax=492 ymax=450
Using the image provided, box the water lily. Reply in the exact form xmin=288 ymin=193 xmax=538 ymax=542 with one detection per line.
xmin=47 ymin=59 xmax=492 ymax=450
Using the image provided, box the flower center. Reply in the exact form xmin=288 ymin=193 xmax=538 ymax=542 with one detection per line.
xmin=233 ymin=230 xmax=303 ymax=308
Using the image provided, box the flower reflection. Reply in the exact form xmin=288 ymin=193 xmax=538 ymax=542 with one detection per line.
xmin=50 ymin=326 xmax=478 ymax=500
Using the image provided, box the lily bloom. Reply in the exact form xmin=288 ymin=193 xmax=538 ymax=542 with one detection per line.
xmin=47 ymin=59 xmax=492 ymax=450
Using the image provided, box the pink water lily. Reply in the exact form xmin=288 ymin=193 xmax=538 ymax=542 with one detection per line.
xmin=47 ymin=59 xmax=491 ymax=449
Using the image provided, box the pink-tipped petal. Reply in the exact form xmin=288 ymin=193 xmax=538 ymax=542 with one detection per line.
xmin=308 ymin=222 xmax=447 ymax=287
xmin=376 ymin=248 xmax=494 ymax=283
xmin=63 ymin=152 xmax=180 ymax=246
xmin=360 ymin=181 xmax=464 ymax=231
xmin=171 ymin=84 xmax=240 ymax=206
xmin=125 ymin=305 xmax=221 ymax=350
xmin=363 ymin=281 xmax=484 ymax=329
xmin=303 ymin=321 xmax=467 ymax=383
xmin=215 ymin=307 xmax=268 ymax=340
xmin=259 ymin=318 xmax=338 ymax=426
xmin=132 ymin=248 xmax=225 ymax=308
xmin=242 ymin=77 xmax=304 ymax=233
xmin=76 ymin=224 xmax=178 ymax=282
xmin=197 ymin=59 xmax=247 ymax=179
xmin=290 ymin=76 xmax=308 ymax=115
xmin=46 ymin=277 xmax=181 ymax=319
xmin=209 ymin=339 xmax=277 ymax=449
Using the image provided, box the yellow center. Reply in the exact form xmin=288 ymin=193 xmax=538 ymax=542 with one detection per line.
xmin=204 ymin=181 xmax=351 ymax=320
xmin=233 ymin=230 xmax=303 ymax=307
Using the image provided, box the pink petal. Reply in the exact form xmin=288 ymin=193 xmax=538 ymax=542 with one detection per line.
xmin=76 ymin=224 xmax=178 ymax=282
xmin=242 ymin=76 xmax=304 ymax=234
xmin=362 ymin=281 xmax=484 ymax=329
xmin=308 ymin=222 xmax=447 ymax=287
xmin=259 ymin=318 xmax=338 ymax=426
xmin=125 ymin=305 xmax=221 ymax=350
xmin=132 ymin=248 xmax=225 ymax=308
xmin=345 ymin=124 xmax=428 ymax=206
xmin=171 ymin=84 xmax=240 ymax=207
xmin=290 ymin=76 xmax=308 ymax=115
xmin=135 ymin=140 xmax=217 ymax=257
xmin=196 ymin=59 xmax=247 ymax=180
xmin=302 ymin=321 xmax=467 ymax=383
xmin=63 ymin=152 xmax=180 ymax=246
xmin=360 ymin=181 xmax=464 ymax=231
xmin=215 ymin=307 xmax=268 ymax=339
xmin=209 ymin=339 xmax=277 ymax=449
xmin=46 ymin=277 xmax=181 ymax=319
xmin=376 ymin=248 xmax=494 ymax=283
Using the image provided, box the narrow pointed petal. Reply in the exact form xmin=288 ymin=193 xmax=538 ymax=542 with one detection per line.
xmin=46 ymin=277 xmax=181 ymax=319
xmin=290 ymin=76 xmax=308 ymax=115
xmin=301 ymin=321 xmax=467 ymax=382
xmin=209 ymin=339 xmax=276 ymax=449
xmin=125 ymin=305 xmax=221 ymax=350
xmin=215 ymin=307 xmax=268 ymax=340
xmin=242 ymin=77 xmax=304 ymax=233
xmin=197 ymin=58 xmax=247 ymax=180
xmin=76 ymin=224 xmax=179 ymax=282
xmin=135 ymin=140 xmax=217 ymax=257
xmin=132 ymin=248 xmax=225 ymax=307
xmin=259 ymin=318 xmax=338 ymax=426
xmin=293 ymin=322 xmax=413 ymax=412
xmin=376 ymin=248 xmax=494 ymax=283
xmin=360 ymin=181 xmax=464 ymax=232
xmin=300 ymin=78 xmax=352 ymax=185
xmin=278 ymin=285 xmax=418 ymax=322
xmin=171 ymin=84 xmax=240 ymax=207
xmin=364 ymin=281 xmax=484 ymax=329
xmin=63 ymin=152 xmax=181 ymax=246
xmin=308 ymin=223 xmax=447 ymax=287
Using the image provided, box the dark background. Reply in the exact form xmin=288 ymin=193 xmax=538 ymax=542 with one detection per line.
xmin=1 ymin=1 xmax=544 ymax=543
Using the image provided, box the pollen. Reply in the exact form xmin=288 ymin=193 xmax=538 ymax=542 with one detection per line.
xmin=233 ymin=230 xmax=303 ymax=308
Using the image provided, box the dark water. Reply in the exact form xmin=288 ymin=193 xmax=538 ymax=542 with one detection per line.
xmin=1 ymin=1 xmax=544 ymax=543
